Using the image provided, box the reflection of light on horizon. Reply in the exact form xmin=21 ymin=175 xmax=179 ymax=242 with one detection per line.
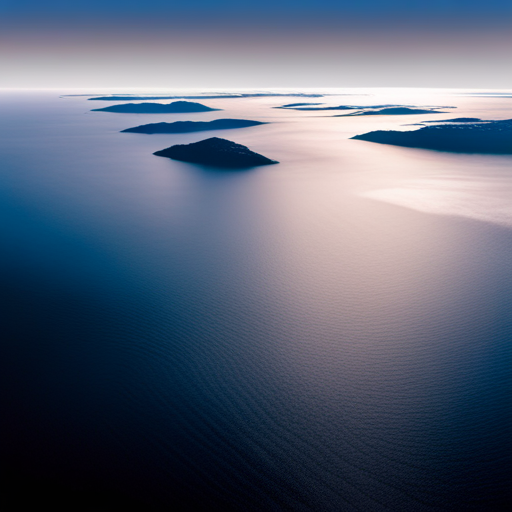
xmin=361 ymin=177 xmax=512 ymax=228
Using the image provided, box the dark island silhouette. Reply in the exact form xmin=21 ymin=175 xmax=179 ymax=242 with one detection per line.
xmin=277 ymin=103 xmax=406 ymax=111
xmin=122 ymin=119 xmax=266 ymax=134
xmin=351 ymin=119 xmax=512 ymax=154
xmin=418 ymin=117 xmax=484 ymax=123
xmin=275 ymin=103 xmax=325 ymax=108
xmin=337 ymin=107 xmax=448 ymax=117
xmin=87 ymin=93 xmax=324 ymax=101
xmin=281 ymin=104 xmax=362 ymax=111
xmin=405 ymin=117 xmax=485 ymax=126
xmin=154 ymin=137 xmax=278 ymax=168
xmin=278 ymin=104 xmax=455 ymax=113
xmin=92 ymin=101 xmax=219 ymax=113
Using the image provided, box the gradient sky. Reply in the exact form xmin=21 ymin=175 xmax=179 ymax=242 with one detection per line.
xmin=1 ymin=1 xmax=511 ymax=89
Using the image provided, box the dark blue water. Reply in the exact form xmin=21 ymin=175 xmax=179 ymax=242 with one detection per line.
xmin=1 ymin=91 xmax=511 ymax=510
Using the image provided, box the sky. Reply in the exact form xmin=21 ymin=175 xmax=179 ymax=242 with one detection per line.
xmin=1 ymin=0 xmax=511 ymax=89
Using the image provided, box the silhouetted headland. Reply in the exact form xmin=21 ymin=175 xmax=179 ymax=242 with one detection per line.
xmin=92 ymin=101 xmax=219 ymax=113
xmin=352 ymin=119 xmax=512 ymax=154
xmin=122 ymin=119 xmax=266 ymax=134
xmin=154 ymin=137 xmax=279 ymax=167
xmin=338 ymin=107 xmax=448 ymax=117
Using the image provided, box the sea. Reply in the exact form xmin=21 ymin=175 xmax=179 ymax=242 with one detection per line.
xmin=1 ymin=88 xmax=511 ymax=511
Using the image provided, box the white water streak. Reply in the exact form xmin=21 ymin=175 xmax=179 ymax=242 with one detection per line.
xmin=362 ymin=177 xmax=512 ymax=227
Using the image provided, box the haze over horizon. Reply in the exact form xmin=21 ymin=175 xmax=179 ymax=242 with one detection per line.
xmin=2 ymin=0 xmax=511 ymax=89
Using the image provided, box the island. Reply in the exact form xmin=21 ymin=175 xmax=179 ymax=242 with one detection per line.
xmin=337 ymin=107 xmax=449 ymax=117
xmin=275 ymin=103 xmax=325 ymax=109
xmin=351 ymin=119 xmax=512 ymax=154
xmin=277 ymin=104 xmax=455 ymax=113
xmin=417 ymin=117 xmax=484 ymax=124
xmin=122 ymin=119 xmax=266 ymax=134
xmin=275 ymin=103 xmax=406 ymax=111
xmin=153 ymin=137 xmax=279 ymax=167
xmin=278 ymin=104 xmax=362 ymax=111
xmin=91 ymin=101 xmax=219 ymax=113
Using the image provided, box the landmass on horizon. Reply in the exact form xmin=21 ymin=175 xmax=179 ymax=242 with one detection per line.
xmin=416 ymin=117 xmax=484 ymax=124
xmin=85 ymin=93 xmax=325 ymax=101
xmin=276 ymin=103 xmax=404 ymax=111
xmin=336 ymin=107 xmax=449 ymax=116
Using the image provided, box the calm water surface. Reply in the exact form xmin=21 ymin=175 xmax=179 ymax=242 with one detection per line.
xmin=1 ymin=89 xmax=511 ymax=510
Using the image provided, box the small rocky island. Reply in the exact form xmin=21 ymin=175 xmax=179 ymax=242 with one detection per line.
xmin=122 ymin=119 xmax=266 ymax=134
xmin=352 ymin=119 xmax=512 ymax=154
xmin=154 ymin=137 xmax=279 ymax=167
xmin=92 ymin=101 xmax=219 ymax=113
